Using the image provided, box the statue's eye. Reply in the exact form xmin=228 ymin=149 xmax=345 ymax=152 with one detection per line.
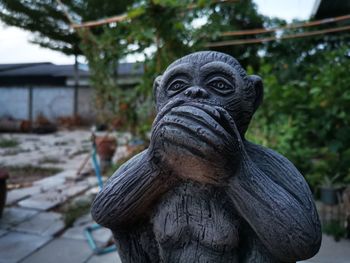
xmin=206 ymin=76 xmax=235 ymax=94
xmin=207 ymin=78 xmax=233 ymax=92
xmin=168 ymin=80 xmax=187 ymax=92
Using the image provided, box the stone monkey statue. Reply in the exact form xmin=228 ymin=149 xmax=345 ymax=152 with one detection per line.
xmin=92 ymin=51 xmax=321 ymax=262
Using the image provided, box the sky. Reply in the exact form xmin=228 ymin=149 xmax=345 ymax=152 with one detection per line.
xmin=0 ymin=0 xmax=317 ymax=65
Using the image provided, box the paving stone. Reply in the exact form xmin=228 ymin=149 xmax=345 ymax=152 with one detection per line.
xmin=0 ymin=130 xmax=93 ymax=168
xmin=12 ymin=212 xmax=65 ymax=236
xmin=60 ymin=182 xmax=90 ymax=197
xmin=18 ymin=182 xmax=89 ymax=211
xmin=63 ymin=223 xmax=113 ymax=246
xmin=21 ymin=237 xmax=93 ymax=263
xmin=86 ymin=252 xmax=122 ymax=263
xmin=299 ymin=234 xmax=350 ymax=263
xmin=74 ymin=213 xmax=93 ymax=227
xmin=33 ymin=175 xmax=66 ymax=190
xmin=0 ymin=207 xmax=39 ymax=229
xmin=6 ymin=186 xmax=42 ymax=205
xmin=53 ymin=170 xmax=77 ymax=180
xmin=85 ymin=176 xmax=99 ymax=188
xmin=18 ymin=193 xmax=65 ymax=211
xmin=0 ymin=232 xmax=52 ymax=263
xmin=0 ymin=229 xmax=7 ymax=237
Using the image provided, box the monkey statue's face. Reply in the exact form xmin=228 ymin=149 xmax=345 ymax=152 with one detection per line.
xmin=150 ymin=52 xmax=263 ymax=184
xmin=154 ymin=52 xmax=263 ymax=135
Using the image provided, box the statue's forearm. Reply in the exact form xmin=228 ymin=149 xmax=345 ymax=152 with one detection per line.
xmin=91 ymin=151 xmax=176 ymax=229
xmin=227 ymin=158 xmax=321 ymax=262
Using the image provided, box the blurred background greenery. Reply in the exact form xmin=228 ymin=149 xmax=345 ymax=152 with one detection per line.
xmin=1 ymin=0 xmax=349 ymax=194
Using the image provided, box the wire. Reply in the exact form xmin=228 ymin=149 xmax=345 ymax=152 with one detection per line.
xmin=72 ymin=14 xmax=127 ymax=29
xmin=221 ymin=14 xmax=350 ymax=37
xmin=56 ymin=1 xmax=350 ymax=47
xmin=206 ymin=25 xmax=350 ymax=47
xmin=71 ymin=0 xmax=238 ymax=29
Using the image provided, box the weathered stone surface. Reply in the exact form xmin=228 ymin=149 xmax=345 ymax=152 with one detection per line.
xmin=73 ymin=213 xmax=93 ymax=227
xmin=18 ymin=193 xmax=65 ymax=211
xmin=300 ymin=235 xmax=350 ymax=263
xmin=18 ymin=182 xmax=89 ymax=210
xmin=91 ymin=51 xmax=322 ymax=262
xmin=86 ymin=252 xmax=122 ymax=263
xmin=12 ymin=212 xmax=64 ymax=236
xmin=0 ymin=130 xmax=93 ymax=168
xmin=0 ymin=232 xmax=51 ymax=263
xmin=21 ymin=238 xmax=92 ymax=263
xmin=63 ymin=223 xmax=113 ymax=246
xmin=60 ymin=182 xmax=90 ymax=197
xmin=52 ymin=170 xmax=76 ymax=180
xmin=6 ymin=186 xmax=42 ymax=205
xmin=0 ymin=207 xmax=38 ymax=228
xmin=33 ymin=175 xmax=66 ymax=191
xmin=0 ymin=229 xmax=7 ymax=237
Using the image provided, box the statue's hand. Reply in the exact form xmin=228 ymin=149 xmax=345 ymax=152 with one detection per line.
xmin=148 ymin=101 xmax=243 ymax=184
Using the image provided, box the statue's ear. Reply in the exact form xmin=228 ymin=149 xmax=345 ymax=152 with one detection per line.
xmin=249 ymin=75 xmax=264 ymax=112
xmin=153 ymin=75 xmax=162 ymax=111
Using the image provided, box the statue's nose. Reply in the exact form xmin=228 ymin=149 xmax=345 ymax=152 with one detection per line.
xmin=184 ymin=86 xmax=209 ymax=99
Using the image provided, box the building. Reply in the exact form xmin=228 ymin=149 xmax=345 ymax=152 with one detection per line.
xmin=0 ymin=62 xmax=143 ymax=124
xmin=311 ymin=0 xmax=350 ymax=19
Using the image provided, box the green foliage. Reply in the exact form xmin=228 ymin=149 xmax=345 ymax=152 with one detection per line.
xmin=3 ymin=0 xmax=350 ymax=192
xmin=79 ymin=27 xmax=126 ymax=124
xmin=323 ymin=220 xmax=348 ymax=241
xmin=0 ymin=138 xmax=19 ymax=148
xmin=61 ymin=197 xmax=93 ymax=227
xmin=197 ymin=0 xmax=264 ymax=70
xmin=247 ymin=43 xmax=350 ymax=190
xmin=0 ymin=0 xmax=133 ymax=55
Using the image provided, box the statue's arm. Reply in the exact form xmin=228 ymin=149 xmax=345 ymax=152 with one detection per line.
xmin=91 ymin=149 xmax=176 ymax=229
xmin=226 ymin=142 xmax=321 ymax=262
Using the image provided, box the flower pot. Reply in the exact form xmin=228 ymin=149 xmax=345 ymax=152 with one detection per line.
xmin=320 ymin=187 xmax=344 ymax=205
xmin=95 ymin=136 xmax=117 ymax=172
xmin=0 ymin=169 xmax=9 ymax=218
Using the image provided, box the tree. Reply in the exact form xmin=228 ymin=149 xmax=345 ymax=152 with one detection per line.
xmin=197 ymin=0 xmax=265 ymax=70
xmin=0 ymin=0 xmax=132 ymax=55
xmin=247 ymin=40 xmax=350 ymax=191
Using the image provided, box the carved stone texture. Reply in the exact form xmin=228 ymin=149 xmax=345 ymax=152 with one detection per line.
xmin=92 ymin=51 xmax=322 ymax=263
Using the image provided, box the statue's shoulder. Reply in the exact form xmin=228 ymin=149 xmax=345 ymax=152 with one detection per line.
xmin=244 ymin=140 xmax=314 ymax=203
xmin=244 ymin=141 xmax=297 ymax=170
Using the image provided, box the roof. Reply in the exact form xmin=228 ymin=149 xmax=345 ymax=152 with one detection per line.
xmin=312 ymin=0 xmax=350 ymax=19
xmin=0 ymin=63 xmax=51 ymax=73
xmin=0 ymin=62 xmax=144 ymax=78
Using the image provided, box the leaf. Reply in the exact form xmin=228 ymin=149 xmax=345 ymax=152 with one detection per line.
xmin=127 ymin=7 xmax=145 ymax=19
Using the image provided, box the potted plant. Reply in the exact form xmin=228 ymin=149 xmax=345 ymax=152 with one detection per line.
xmin=320 ymin=174 xmax=345 ymax=205
xmin=95 ymin=134 xmax=117 ymax=172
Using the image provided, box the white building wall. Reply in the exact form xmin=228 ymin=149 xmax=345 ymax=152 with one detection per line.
xmin=32 ymin=87 xmax=74 ymax=121
xmin=77 ymin=87 xmax=95 ymax=123
xmin=0 ymin=86 xmax=96 ymax=123
xmin=0 ymin=87 xmax=29 ymax=119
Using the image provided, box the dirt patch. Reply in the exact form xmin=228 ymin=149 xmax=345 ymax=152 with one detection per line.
xmin=4 ymin=165 xmax=62 ymax=190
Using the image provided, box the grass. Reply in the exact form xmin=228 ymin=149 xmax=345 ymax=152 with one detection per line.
xmin=323 ymin=220 xmax=348 ymax=241
xmin=0 ymin=138 xmax=19 ymax=148
xmin=38 ymin=157 xmax=63 ymax=164
xmin=54 ymin=140 xmax=71 ymax=146
xmin=59 ymin=196 xmax=94 ymax=227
